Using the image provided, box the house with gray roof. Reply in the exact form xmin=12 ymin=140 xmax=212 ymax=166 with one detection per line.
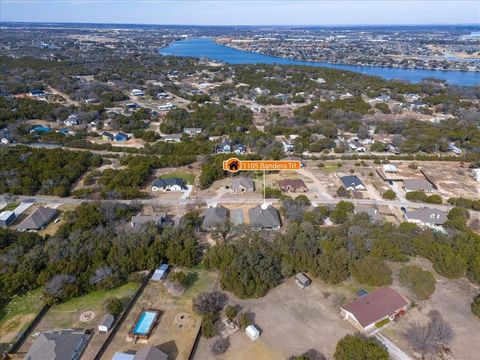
xmin=203 ymin=205 xmax=229 ymax=230
xmin=355 ymin=206 xmax=382 ymax=222
xmin=340 ymin=175 xmax=366 ymax=191
xmin=404 ymin=207 xmax=447 ymax=229
xmin=163 ymin=134 xmax=182 ymax=143
xmin=0 ymin=211 xmax=15 ymax=227
xmin=183 ymin=128 xmax=202 ymax=136
xmin=152 ymin=178 xmax=187 ymax=192
xmin=24 ymin=329 xmax=89 ymax=360
xmin=17 ymin=207 xmax=57 ymax=231
xmin=130 ymin=213 xmax=167 ymax=229
xmin=403 ymin=179 xmax=434 ymax=193
xmin=231 ymin=177 xmax=255 ymax=193
xmin=249 ymin=204 xmax=281 ymax=230
xmin=112 ymin=345 xmax=169 ymax=360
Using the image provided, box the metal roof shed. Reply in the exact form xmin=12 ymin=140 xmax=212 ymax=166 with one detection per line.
xmin=295 ymin=273 xmax=312 ymax=288
xmin=246 ymin=324 xmax=260 ymax=341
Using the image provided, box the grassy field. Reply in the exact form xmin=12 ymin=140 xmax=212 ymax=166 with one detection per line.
xmin=38 ymin=282 xmax=139 ymax=330
xmin=0 ymin=288 xmax=45 ymax=345
xmin=161 ymin=170 xmax=195 ymax=185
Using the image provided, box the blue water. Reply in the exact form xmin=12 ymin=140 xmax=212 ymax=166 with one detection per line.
xmin=159 ymin=38 xmax=480 ymax=86
xmin=133 ymin=311 xmax=157 ymax=335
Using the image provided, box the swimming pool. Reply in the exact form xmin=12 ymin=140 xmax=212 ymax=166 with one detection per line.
xmin=131 ymin=310 xmax=159 ymax=337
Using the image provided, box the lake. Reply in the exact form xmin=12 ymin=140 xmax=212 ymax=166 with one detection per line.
xmin=159 ymin=38 xmax=480 ymax=86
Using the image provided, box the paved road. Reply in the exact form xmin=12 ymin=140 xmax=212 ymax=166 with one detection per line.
xmin=375 ymin=333 xmax=413 ymax=360
xmin=0 ymin=193 xmax=468 ymax=215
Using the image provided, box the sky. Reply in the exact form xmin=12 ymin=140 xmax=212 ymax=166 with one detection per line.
xmin=1 ymin=0 xmax=479 ymax=26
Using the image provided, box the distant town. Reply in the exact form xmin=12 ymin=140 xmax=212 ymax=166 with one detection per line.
xmin=0 ymin=22 xmax=479 ymax=360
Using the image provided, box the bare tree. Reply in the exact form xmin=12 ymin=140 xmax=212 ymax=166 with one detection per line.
xmin=210 ymin=336 xmax=230 ymax=355
xmin=405 ymin=323 xmax=435 ymax=358
xmin=193 ymin=291 xmax=228 ymax=315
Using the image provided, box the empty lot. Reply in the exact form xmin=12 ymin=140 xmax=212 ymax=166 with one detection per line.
xmin=195 ymin=277 xmax=355 ymax=359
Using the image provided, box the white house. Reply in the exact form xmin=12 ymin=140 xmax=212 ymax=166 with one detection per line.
xmin=130 ymin=89 xmax=144 ymax=97
xmin=152 ymin=178 xmax=187 ymax=192
xmin=158 ymin=103 xmax=176 ymax=111
xmin=246 ymin=325 xmax=260 ymax=341
xmin=382 ymin=164 xmax=397 ymax=173
xmin=64 ymin=115 xmax=79 ymax=126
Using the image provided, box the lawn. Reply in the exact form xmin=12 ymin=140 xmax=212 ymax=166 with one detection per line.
xmin=39 ymin=282 xmax=139 ymax=330
xmin=0 ymin=288 xmax=45 ymax=345
xmin=161 ymin=170 xmax=195 ymax=185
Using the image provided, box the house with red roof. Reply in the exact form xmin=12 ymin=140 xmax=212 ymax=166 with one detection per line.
xmin=340 ymin=287 xmax=409 ymax=333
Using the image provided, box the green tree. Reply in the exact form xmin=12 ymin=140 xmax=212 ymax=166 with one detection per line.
xmin=334 ymin=334 xmax=388 ymax=360
xmin=351 ymin=257 xmax=392 ymax=286
xmin=104 ymin=297 xmax=123 ymax=316
xmin=399 ymin=265 xmax=435 ymax=299
xmin=225 ymin=305 xmax=239 ymax=321
xmin=201 ymin=313 xmax=218 ymax=338
xmin=382 ymin=189 xmax=396 ymax=200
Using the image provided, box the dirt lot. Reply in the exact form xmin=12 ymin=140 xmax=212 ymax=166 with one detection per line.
xmin=101 ymin=269 xmax=216 ymax=360
xmin=195 ymin=277 xmax=356 ymax=360
xmin=385 ymin=258 xmax=480 ymax=360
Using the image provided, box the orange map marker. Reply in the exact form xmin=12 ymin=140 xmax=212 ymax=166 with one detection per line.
xmin=223 ymin=158 xmax=301 ymax=173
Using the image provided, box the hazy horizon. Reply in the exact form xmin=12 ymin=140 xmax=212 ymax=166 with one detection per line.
xmin=1 ymin=1 xmax=479 ymax=26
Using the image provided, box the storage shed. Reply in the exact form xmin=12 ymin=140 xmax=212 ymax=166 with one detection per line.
xmin=151 ymin=264 xmax=169 ymax=281
xmin=98 ymin=313 xmax=114 ymax=333
xmin=295 ymin=273 xmax=311 ymax=288
xmin=246 ymin=324 xmax=260 ymax=341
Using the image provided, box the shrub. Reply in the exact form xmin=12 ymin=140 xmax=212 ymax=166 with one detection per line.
xmin=334 ymin=334 xmax=388 ymax=360
xmin=238 ymin=311 xmax=251 ymax=329
xmin=225 ymin=305 xmax=238 ymax=321
xmin=201 ymin=313 xmax=218 ymax=338
xmin=382 ymin=189 xmax=396 ymax=200
xmin=171 ymin=271 xmax=188 ymax=287
xmin=472 ymin=294 xmax=480 ymax=319
xmin=399 ymin=265 xmax=435 ymax=299
xmin=104 ymin=297 xmax=124 ymax=316
xmin=193 ymin=291 xmax=227 ymax=315
xmin=211 ymin=336 xmax=230 ymax=355
xmin=336 ymin=186 xmax=350 ymax=198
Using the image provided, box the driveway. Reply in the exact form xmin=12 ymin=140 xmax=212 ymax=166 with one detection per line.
xmin=374 ymin=333 xmax=412 ymax=360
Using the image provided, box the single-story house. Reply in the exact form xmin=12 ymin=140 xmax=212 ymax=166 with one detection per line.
xmin=163 ymin=134 xmax=182 ymax=143
xmin=403 ymin=178 xmax=434 ymax=192
xmin=114 ymin=132 xmax=129 ymax=142
xmin=102 ymin=132 xmax=114 ymax=141
xmin=125 ymin=103 xmax=141 ymax=109
xmin=340 ymin=287 xmax=409 ymax=333
xmin=246 ymin=325 xmax=260 ymax=341
xmin=24 ymin=329 xmax=89 ymax=360
xmin=216 ymin=140 xmax=232 ymax=154
xmin=231 ymin=177 xmax=255 ymax=193
xmin=152 ymin=178 xmax=187 ymax=192
xmin=202 ymin=205 xmax=229 ymax=230
xmin=158 ymin=103 xmax=176 ymax=111
xmin=278 ymin=179 xmax=308 ymax=193
xmin=295 ymin=273 xmax=311 ymax=288
xmin=249 ymin=204 xmax=281 ymax=230
xmin=151 ymin=264 xmax=169 ymax=281
xmin=382 ymin=164 xmax=397 ymax=173
xmin=0 ymin=211 xmax=16 ymax=227
xmin=130 ymin=89 xmax=144 ymax=97
xmin=348 ymin=140 xmax=366 ymax=152
xmin=29 ymin=89 xmax=45 ymax=97
xmin=340 ymin=175 xmax=366 ymax=191
xmin=404 ymin=207 xmax=447 ymax=228
xmin=183 ymin=128 xmax=202 ymax=135
xmin=98 ymin=314 xmax=114 ymax=334
xmin=30 ymin=125 xmax=52 ymax=134
xmin=130 ymin=213 xmax=167 ymax=229
xmin=64 ymin=115 xmax=79 ymax=126
xmin=354 ymin=206 xmax=382 ymax=222
xmin=112 ymin=345 xmax=169 ymax=360
xmin=234 ymin=143 xmax=247 ymax=155
xmin=17 ymin=207 xmax=57 ymax=231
